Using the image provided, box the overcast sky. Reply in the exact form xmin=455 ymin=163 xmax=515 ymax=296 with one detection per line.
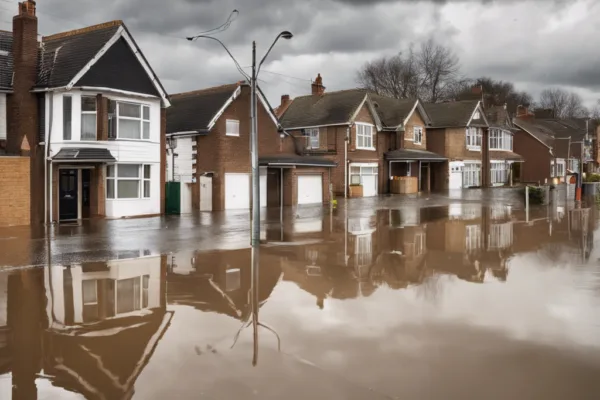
xmin=2 ymin=0 xmax=599 ymax=108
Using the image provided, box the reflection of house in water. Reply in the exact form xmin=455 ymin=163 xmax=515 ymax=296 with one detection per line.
xmin=167 ymin=248 xmax=283 ymax=320
xmin=0 ymin=255 xmax=171 ymax=399
xmin=428 ymin=205 xmax=514 ymax=283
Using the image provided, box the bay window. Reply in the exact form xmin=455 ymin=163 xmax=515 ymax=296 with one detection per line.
xmin=489 ymin=129 xmax=513 ymax=151
xmin=463 ymin=162 xmax=481 ymax=187
xmin=81 ymin=96 xmax=97 ymax=140
xmin=551 ymin=159 xmax=566 ymax=177
xmin=106 ymin=164 xmax=152 ymax=199
xmin=63 ymin=96 xmax=72 ymax=140
xmin=117 ymin=102 xmax=151 ymax=140
xmin=356 ymin=123 xmax=374 ymax=150
xmin=466 ymin=127 xmax=482 ymax=150
xmin=490 ymin=161 xmax=509 ymax=185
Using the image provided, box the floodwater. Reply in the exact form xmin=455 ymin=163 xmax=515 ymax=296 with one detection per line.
xmin=1 ymin=200 xmax=600 ymax=399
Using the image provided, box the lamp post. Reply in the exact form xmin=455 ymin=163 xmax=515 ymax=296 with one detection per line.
xmin=188 ymin=29 xmax=292 ymax=246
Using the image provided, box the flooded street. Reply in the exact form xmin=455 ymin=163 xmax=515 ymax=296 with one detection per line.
xmin=1 ymin=195 xmax=600 ymax=399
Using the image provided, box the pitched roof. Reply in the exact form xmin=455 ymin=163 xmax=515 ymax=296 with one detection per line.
xmin=486 ymin=105 xmax=513 ymax=129
xmin=532 ymin=119 xmax=584 ymax=139
xmin=369 ymin=94 xmax=417 ymax=128
xmin=53 ymin=147 xmax=116 ymax=162
xmin=166 ymin=83 xmax=240 ymax=134
xmin=279 ymin=89 xmax=368 ymax=129
xmin=513 ymin=118 xmax=554 ymax=147
xmin=37 ymin=22 xmax=122 ymax=88
xmin=425 ymin=100 xmax=485 ymax=128
xmin=0 ymin=30 xmax=13 ymax=90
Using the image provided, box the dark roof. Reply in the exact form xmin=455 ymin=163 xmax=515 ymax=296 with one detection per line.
xmin=425 ymin=100 xmax=484 ymax=128
xmin=369 ymin=94 xmax=417 ymax=128
xmin=486 ymin=105 xmax=512 ymax=129
xmin=53 ymin=147 xmax=116 ymax=162
xmin=489 ymin=150 xmax=524 ymax=161
xmin=166 ymin=83 xmax=240 ymax=133
xmin=259 ymin=154 xmax=337 ymax=167
xmin=37 ymin=22 xmax=122 ymax=88
xmin=513 ymin=118 xmax=554 ymax=147
xmin=384 ymin=148 xmax=446 ymax=161
xmin=280 ymin=89 xmax=368 ymax=129
xmin=532 ymin=119 xmax=581 ymax=139
xmin=0 ymin=30 xmax=13 ymax=90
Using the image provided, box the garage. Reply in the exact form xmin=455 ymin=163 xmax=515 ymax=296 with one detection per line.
xmin=297 ymin=175 xmax=323 ymax=205
xmin=225 ymin=173 xmax=250 ymax=210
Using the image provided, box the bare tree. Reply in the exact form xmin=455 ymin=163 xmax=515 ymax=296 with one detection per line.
xmin=356 ymin=49 xmax=420 ymax=99
xmin=417 ymin=38 xmax=460 ymax=102
xmin=590 ymin=100 xmax=600 ymax=120
xmin=356 ymin=38 xmax=459 ymax=102
xmin=538 ymin=88 xmax=588 ymax=119
xmin=451 ymin=77 xmax=533 ymax=115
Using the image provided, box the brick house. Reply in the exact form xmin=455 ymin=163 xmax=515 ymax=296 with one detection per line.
xmin=166 ymin=82 xmax=335 ymax=212
xmin=485 ymin=105 xmax=524 ymax=185
xmin=424 ymin=100 xmax=490 ymax=189
xmin=279 ymin=74 xmax=446 ymax=198
xmin=513 ymin=107 xmax=586 ymax=184
xmin=0 ymin=1 xmax=170 ymax=226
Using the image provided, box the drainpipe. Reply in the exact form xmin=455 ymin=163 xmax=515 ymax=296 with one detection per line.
xmin=345 ymin=125 xmax=350 ymax=199
xmin=45 ymin=93 xmax=54 ymax=226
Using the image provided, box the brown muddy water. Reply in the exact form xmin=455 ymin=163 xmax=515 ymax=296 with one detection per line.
xmin=1 ymin=204 xmax=599 ymax=399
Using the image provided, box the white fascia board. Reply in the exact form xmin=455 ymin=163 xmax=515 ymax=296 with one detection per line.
xmin=207 ymin=86 xmax=242 ymax=131
xmin=256 ymin=90 xmax=280 ymax=128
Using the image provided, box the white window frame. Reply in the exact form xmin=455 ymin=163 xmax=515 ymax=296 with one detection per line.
xmin=466 ymin=224 xmax=482 ymax=252
xmin=490 ymin=161 xmax=509 ymax=186
xmin=489 ymin=129 xmax=513 ymax=151
xmin=106 ymin=164 xmax=152 ymax=200
xmin=350 ymin=164 xmax=379 ymax=187
xmin=305 ymin=127 xmax=320 ymax=149
xmin=473 ymin=110 xmax=480 ymax=120
xmin=0 ymin=93 xmax=6 ymax=140
xmin=463 ymin=162 xmax=481 ymax=187
xmin=466 ymin=127 xmax=482 ymax=151
xmin=356 ymin=123 xmax=375 ymax=150
xmin=489 ymin=222 xmax=513 ymax=251
xmin=117 ymin=102 xmax=151 ymax=140
xmin=413 ymin=126 xmax=423 ymax=144
xmin=414 ymin=232 xmax=426 ymax=256
xmin=567 ymin=159 xmax=579 ymax=173
xmin=552 ymin=159 xmax=566 ymax=178
xmin=226 ymin=119 xmax=240 ymax=137
xmin=81 ymin=96 xmax=97 ymax=141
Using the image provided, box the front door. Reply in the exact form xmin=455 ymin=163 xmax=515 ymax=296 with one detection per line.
xmin=59 ymin=169 xmax=78 ymax=221
xmin=449 ymin=163 xmax=463 ymax=189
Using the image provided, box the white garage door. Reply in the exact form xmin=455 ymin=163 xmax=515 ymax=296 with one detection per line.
xmin=297 ymin=175 xmax=323 ymax=205
xmin=225 ymin=173 xmax=250 ymax=210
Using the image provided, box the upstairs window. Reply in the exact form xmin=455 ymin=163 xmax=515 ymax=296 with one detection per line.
xmin=226 ymin=119 xmax=240 ymax=136
xmin=356 ymin=123 xmax=374 ymax=150
xmin=305 ymin=128 xmax=320 ymax=149
xmin=118 ymin=102 xmax=150 ymax=140
xmin=413 ymin=126 xmax=423 ymax=144
xmin=81 ymin=96 xmax=97 ymax=140
xmin=63 ymin=96 xmax=72 ymax=140
xmin=489 ymin=129 xmax=513 ymax=151
xmin=466 ymin=127 xmax=482 ymax=150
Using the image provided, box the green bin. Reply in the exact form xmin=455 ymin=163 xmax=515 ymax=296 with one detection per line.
xmin=165 ymin=182 xmax=181 ymax=215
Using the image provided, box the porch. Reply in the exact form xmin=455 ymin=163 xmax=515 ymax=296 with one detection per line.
xmin=385 ymin=149 xmax=447 ymax=193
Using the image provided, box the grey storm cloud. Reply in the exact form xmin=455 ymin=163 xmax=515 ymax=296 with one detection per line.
xmin=1 ymin=0 xmax=595 ymax=106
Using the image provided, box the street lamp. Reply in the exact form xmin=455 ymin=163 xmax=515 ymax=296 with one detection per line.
xmin=188 ymin=22 xmax=292 ymax=246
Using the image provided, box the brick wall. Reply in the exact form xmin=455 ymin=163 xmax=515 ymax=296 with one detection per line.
xmin=444 ymin=127 xmax=483 ymax=161
xmin=0 ymin=157 xmax=31 ymax=226
xmin=403 ymin=109 xmax=428 ymax=150
xmin=513 ymin=129 xmax=552 ymax=184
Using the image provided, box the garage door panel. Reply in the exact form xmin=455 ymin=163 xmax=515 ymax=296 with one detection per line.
xmin=225 ymin=174 xmax=250 ymax=210
xmin=298 ymin=175 xmax=323 ymax=205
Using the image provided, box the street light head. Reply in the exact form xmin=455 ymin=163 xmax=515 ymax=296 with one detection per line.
xmin=280 ymin=31 xmax=293 ymax=40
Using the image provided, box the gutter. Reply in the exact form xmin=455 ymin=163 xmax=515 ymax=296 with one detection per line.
xmin=45 ymin=93 xmax=54 ymax=226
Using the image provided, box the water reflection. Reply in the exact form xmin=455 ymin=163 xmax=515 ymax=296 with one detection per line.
xmin=0 ymin=203 xmax=597 ymax=398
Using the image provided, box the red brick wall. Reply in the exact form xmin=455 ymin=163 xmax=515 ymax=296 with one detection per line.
xmin=403 ymin=109 xmax=428 ymax=150
xmin=513 ymin=129 xmax=552 ymax=184
xmin=283 ymin=167 xmax=331 ymax=206
xmin=445 ymin=127 xmax=483 ymax=161
xmin=0 ymin=157 xmax=31 ymax=226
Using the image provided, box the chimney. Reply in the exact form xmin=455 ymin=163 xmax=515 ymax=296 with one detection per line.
xmin=280 ymin=94 xmax=290 ymax=108
xmin=311 ymin=73 xmax=325 ymax=96
xmin=471 ymin=85 xmax=482 ymax=95
xmin=516 ymin=105 xmax=532 ymax=119
xmin=8 ymin=0 xmax=39 ymax=155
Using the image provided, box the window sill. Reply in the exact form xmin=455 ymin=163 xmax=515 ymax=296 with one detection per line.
xmin=466 ymin=147 xmax=482 ymax=152
xmin=226 ymin=134 xmax=240 ymax=137
xmin=107 ymin=198 xmax=153 ymax=201
xmin=356 ymin=147 xmax=377 ymax=151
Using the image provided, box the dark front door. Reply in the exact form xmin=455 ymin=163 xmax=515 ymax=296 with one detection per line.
xmin=59 ymin=169 xmax=78 ymax=221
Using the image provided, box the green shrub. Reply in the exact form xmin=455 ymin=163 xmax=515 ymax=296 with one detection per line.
xmin=521 ymin=186 xmax=545 ymax=205
xmin=585 ymin=174 xmax=600 ymax=183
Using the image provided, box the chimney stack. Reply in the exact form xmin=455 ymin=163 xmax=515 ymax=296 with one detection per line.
xmin=311 ymin=73 xmax=325 ymax=96
xmin=280 ymin=94 xmax=290 ymax=108
xmin=516 ymin=105 xmax=532 ymax=119
xmin=8 ymin=0 xmax=39 ymax=155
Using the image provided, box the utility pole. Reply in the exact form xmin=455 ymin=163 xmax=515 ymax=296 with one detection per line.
xmin=250 ymin=41 xmax=260 ymax=247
